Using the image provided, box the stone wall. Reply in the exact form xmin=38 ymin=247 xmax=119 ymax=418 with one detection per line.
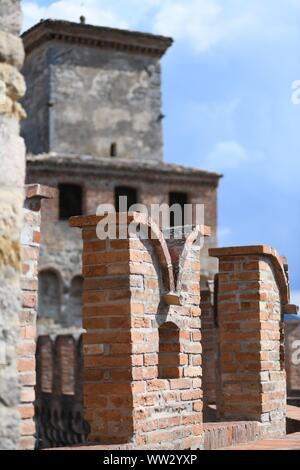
xmin=70 ymin=214 xmax=205 ymax=450
xmin=21 ymin=20 xmax=172 ymax=161
xmin=0 ymin=0 xmax=26 ymax=450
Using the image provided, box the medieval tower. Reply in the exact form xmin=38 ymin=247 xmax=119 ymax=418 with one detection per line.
xmin=21 ymin=19 xmax=221 ymax=333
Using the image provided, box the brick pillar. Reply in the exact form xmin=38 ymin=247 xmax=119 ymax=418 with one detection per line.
xmin=19 ymin=184 xmax=55 ymax=449
xmin=209 ymin=246 xmax=289 ymax=438
xmin=70 ymin=213 xmax=206 ymax=449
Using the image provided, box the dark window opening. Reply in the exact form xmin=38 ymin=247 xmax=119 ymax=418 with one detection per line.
xmin=158 ymin=322 xmax=181 ymax=379
xmin=59 ymin=184 xmax=83 ymax=220
xmin=169 ymin=191 xmax=188 ymax=227
xmin=38 ymin=269 xmax=61 ymax=321
xmin=115 ymin=186 xmax=137 ymax=212
xmin=110 ymin=143 xmax=117 ymax=157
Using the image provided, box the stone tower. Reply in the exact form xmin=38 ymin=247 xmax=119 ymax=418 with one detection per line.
xmin=21 ymin=19 xmax=172 ymax=161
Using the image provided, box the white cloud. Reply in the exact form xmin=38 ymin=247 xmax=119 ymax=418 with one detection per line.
xmin=205 ymin=140 xmax=266 ymax=172
xmin=22 ymin=0 xmax=300 ymax=53
xmin=152 ymin=0 xmax=288 ymax=53
xmin=22 ymin=0 xmax=129 ymax=32
xmin=205 ymin=140 xmax=248 ymax=170
xmin=153 ymin=0 xmax=250 ymax=52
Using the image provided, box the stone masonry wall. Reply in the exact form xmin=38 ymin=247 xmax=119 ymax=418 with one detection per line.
xmin=19 ymin=184 xmax=54 ymax=449
xmin=26 ymin=169 xmax=218 ymax=333
xmin=210 ymin=246 xmax=288 ymax=439
xmin=22 ymin=42 xmax=164 ymax=161
xmin=0 ymin=0 xmax=26 ymax=450
xmin=70 ymin=213 xmax=205 ymax=450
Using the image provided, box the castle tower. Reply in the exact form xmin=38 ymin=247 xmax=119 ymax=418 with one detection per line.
xmin=21 ymin=19 xmax=172 ymax=161
xmin=22 ymin=20 xmax=221 ymax=336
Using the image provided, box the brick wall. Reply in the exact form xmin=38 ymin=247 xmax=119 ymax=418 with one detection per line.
xmin=209 ymin=246 xmax=289 ymax=439
xmin=70 ymin=213 xmax=206 ymax=450
xmin=19 ymin=184 xmax=54 ymax=449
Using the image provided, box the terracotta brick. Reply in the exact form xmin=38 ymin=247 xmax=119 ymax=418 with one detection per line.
xmin=21 ymin=419 xmax=35 ymax=436
xmin=32 ymin=230 xmax=41 ymax=244
xmin=18 ymin=357 xmax=35 ymax=372
xmin=20 ymin=388 xmax=35 ymax=403
xmin=19 ymin=404 xmax=34 ymax=419
xmin=22 ymin=292 xmax=37 ymax=308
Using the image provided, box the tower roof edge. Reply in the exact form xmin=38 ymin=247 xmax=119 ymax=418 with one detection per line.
xmin=22 ymin=18 xmax=173 ymax=58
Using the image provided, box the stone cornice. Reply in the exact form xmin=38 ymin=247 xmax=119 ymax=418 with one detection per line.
xmin=26 ymin=154 xmax=222 ymax=186
xmin=22 ymin=19 xmax=173 ymax=58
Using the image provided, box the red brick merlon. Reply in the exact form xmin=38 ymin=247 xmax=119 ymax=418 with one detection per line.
xmin=209 ymin=245 xmax=292 ymax=311
xmin=70 ymin=212 xmax=205 ymax=448
xmin=70 ymin=212 xmax=210 ymax=307
xmin=209 ymin=244 xmax=289 ymax=436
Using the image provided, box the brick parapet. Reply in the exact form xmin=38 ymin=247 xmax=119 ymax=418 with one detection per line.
xmin=209 ymin=245 xmax=288 ymax=439
xmin=71 ymin=213 xmax=205 ymax=449
xmin=19 ymin=184 xmax=54 ymax=449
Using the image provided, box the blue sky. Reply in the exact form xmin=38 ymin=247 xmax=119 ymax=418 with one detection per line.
xmin=22 ymin=0 xmax=300 ymax=304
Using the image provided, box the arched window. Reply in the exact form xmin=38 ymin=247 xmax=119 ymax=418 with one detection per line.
xmin=158 ymin=322 xmax=181 ymax=379
xmin=115 ymin=186 xmax=137 ymax=213
xmin=38 ymin=270 xmax=61 ymax=320
xmin=65 ymin=276 xmax=83 ymax=327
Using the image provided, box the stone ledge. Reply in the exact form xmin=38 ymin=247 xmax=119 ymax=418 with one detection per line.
xmin=209 ymin=245 xmax=282 ymax=259
xmin=25 ymin=184 xmax=56 ymax=200
xmin=26 ymin=154 xmax=222 ymax=185
xmin=285 ymin=304 xmax=299 ymax=315
xmin=22 ymin=19 xmax=173 ymax=58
